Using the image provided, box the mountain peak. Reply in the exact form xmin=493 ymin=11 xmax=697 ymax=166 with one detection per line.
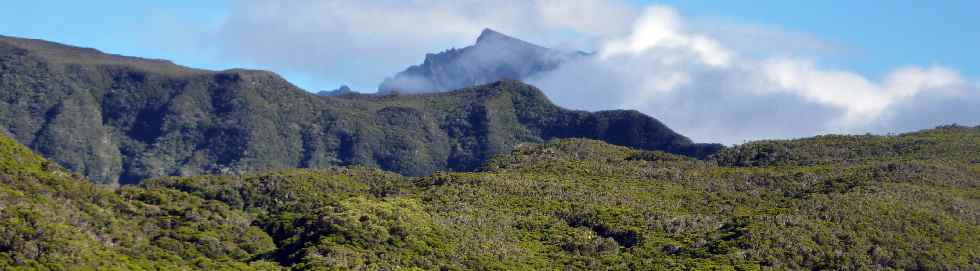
xmin=380 ymin=28 xmax=579 ymax=93
xmin=475 ymin=28 xmax=520 ymax=45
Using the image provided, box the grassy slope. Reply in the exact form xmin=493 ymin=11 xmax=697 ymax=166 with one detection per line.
xmin=2 ymin=115 xmax=979 ymax=270
xmin=136 ymin=126 xmax=979 ymax=270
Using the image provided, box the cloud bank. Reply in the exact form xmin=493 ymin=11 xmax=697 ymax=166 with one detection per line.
xmin=529 ymin=6 xmax=977 ymax=144
xmin=202 ymin=1 xmax=977 ymax=144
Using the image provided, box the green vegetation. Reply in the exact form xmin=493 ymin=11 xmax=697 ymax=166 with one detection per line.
xmin=0 ymin=132 xmax=278 ymax=270
xmin=3 ymin=126 xmax=978 ymax=270
xmin=0 ymin=35 xmax=719 ymax=185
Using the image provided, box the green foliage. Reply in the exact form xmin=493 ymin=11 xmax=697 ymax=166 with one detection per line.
xmin=2 ymin=123 xmax=980 ymax=269
xmin=280 ymin=197 xmax=458 ymax=270
xmin=0 ymin=133 xmax=281 ymax=270
xmin=711 ymin=125 xmax=980 ymax=167
xmin=131 ymin=127 xmax=980 ymax=270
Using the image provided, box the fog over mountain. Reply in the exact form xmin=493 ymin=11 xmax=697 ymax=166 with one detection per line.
xmin=526 ymin=6 xmax=980 ymax=144
xmin=187 ymin=1 xmax=979 ymax=145
xmin=378 ymin=29 xmax=587 ymax=93
xmin=376 ymin=23 xmax=980 ymax=145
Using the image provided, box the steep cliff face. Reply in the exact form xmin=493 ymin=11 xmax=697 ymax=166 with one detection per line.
xmin=0 ymin=35 xmax=720 ymax=185
xmin=378 ymin=28 xmax=587 ymax=93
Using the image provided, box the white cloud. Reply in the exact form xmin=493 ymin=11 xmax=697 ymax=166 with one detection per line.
xmin=530 ymin=5 xmax=978 ymax=144
xmin=758 ymin=59 xmax=965 ymax=126
xmin=534 ymin=0 xmax=637 ymax=36
xmin=688 ymin=18 xmax=850 ymax=59
xmin=601 ymin=7 xmax=733 ymax=67
xmin=759 ymin=58 xmax=890 ymax=125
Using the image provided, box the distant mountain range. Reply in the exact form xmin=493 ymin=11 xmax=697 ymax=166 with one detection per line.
xmin=378 ymin=28 xmax=587 ymax=93
xmin=316 ymin=85 xmax=353 ymax=96
xmin=0 ymin=34 xmax=720 ymax=185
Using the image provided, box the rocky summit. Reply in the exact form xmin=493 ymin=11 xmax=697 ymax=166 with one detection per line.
xmin=378 ymin=28 xmax=588 ymax=93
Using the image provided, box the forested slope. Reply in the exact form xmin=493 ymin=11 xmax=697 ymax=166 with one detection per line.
xmin=2 ymin=126 xmax=971 ymax=269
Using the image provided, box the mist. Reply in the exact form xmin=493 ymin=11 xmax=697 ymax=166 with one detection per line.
xmin=528 ymin=6 xmax=979 ymax=144
xmin=378 ymin=28 xmax=586 ymax=93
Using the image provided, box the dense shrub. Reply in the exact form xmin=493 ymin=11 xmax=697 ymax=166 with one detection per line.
xmin=1 ymin=127 xmax=979 ymax=269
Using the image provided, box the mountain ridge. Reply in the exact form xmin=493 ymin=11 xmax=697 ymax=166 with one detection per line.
xmin=0 ymin=34 xmax=720 ymax=185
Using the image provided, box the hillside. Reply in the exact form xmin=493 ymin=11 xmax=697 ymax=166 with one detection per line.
xmin=378 ymin=28 xmax=587 ymax=93
xmin=0 ymin=35 xmax=720 ymax=185
xmin=1 ymin=126 xmax=977 ymax=269
xmin=0 ymin=130 xmax=281 ymax=270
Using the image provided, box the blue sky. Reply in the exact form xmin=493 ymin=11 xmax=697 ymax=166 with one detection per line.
xmin=0 ymin=1 xmax=231 ymax=71
xmin=1 ymin=1 xmax=978 ymax=143
xmin=650 ymin=0 xmax=980 ymax=78
xmin=2 ymin=1 xmax=976 ymax=90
